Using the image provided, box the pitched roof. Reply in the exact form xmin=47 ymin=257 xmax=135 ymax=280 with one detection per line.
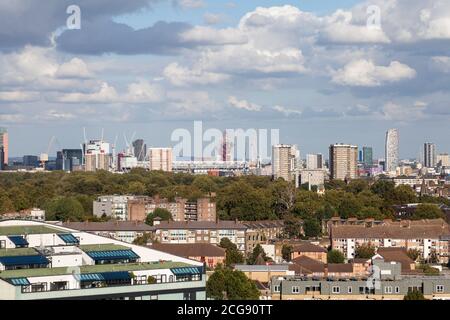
xmin=292 ymin=242 xmax=327 ymax=253
xmin=242 ymin=220 xmax=284 ymax=229
xmin=63 ymin=221 xmax=154 ymax=232
xmin=331 ymin=219 xmax=450 ymax=239
xmin=376 ymin=247 xmax=414 ymax=272
xmin=291 ymin=255 xmax=325 ymax=274
xmin=154 ymin=220 xmax=247 ymax=230
xmin=150 ymin=243 xmax=225 ymax=258
xmin=327 ymin=263 xmax=353 ymax=273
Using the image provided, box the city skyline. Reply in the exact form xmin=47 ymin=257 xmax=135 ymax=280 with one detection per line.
xmin=0 ymin=1 xmax=449 ymax=157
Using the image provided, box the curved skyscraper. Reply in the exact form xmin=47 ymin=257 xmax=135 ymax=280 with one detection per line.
xmin=385 ymin=129 xmax=399 ymax=173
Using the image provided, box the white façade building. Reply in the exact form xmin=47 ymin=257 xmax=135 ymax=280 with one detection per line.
xmin=0 ymin=220 xmax=205 ymax=300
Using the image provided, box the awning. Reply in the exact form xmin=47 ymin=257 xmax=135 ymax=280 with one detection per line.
xmin=58 ymin=234 xmax=79 ymax=245
xmin=0 ymin=255 xmax=49 ymax=266
xmin=86 ymin=250 xmax=140 ymax=261
xmin=100 ymin=272 xmax=132 ymax=281
xmin=8 ymin=277 xmax=30 ymax=286
xmin=77 ymin=272 xmax=131 ymax=282
xmin=170 ymin=267 xmax=203 ymax=276
xmin=7 ymin=236 xmax=29 ymax=247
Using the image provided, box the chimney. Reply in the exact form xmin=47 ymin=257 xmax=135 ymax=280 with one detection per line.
xmin=324 ymin=264 xmax=329 ymax=278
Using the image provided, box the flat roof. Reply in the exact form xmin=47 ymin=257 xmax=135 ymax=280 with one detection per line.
xmin=80 ymin=244 xmax=130 ymax=252
xmin=0 ymin=225 xmax=64 ymax=236
xmin=0 ymin=262 xmax=191 ymax=279
xmin=0 ymin=248 xmax=39 ymax=257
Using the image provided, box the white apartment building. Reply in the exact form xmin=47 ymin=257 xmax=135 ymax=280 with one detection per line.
xmin=93 ymin=195 xmax=137 ymax=221
xmin=331 ymin=219 xmax=450 ymax=263
xmin=0 ymin=220 xmax=205 ymax=300
xmin=385 ymin=129 xmax=399 ymax=174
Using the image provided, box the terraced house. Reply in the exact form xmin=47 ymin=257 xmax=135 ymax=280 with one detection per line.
xmin=330 ymin=219 xmax=450 ymax=263
xmin=0 ymin=220 xmax=205 ymax=300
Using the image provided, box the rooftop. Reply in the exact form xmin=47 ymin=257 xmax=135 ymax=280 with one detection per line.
xmin=331 ymin=219 xmax=450 ymax=239
xmin=0 ymin=261 xmax=190 ymax=279
xmin=0 ymin=225 xmax=64 ymax=236
xmin=0 ymin=248 xmax=38 ymax=257
xmin=63 ymin=221 xmax=154 ymax=232
xmin=292 ymin=242 xmax=327 ymax=253
xmin=155 ymin=220 xmax=247 ymax=230
xmin=80 ymin=244 xmax=130 ymax=252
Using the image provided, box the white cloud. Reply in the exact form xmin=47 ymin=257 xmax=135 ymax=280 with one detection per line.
xmin=0 ymin=91 xmax=40 ymax=102
xmin=204 ymin=13 xmax=224 ymax=25
xmin=180 ymin=26 xmax=247 ymax=45
xmin=176 ymin=0 xmax=204 ymax=9
xmin=272 ymin=105 xmax=302 ymax=116
xmin=228 ymin=96 xmax=262 ymax=112
xmin=55 ymin=82 xmax=119 ymax=103
xmin=163 ymin=62 xmax=230 ymax=86
xmin=382 ymin=101 xmax=427 ymax=121
xmin=124 ymin=80 xmax=165 ymax=103
xmin=332 ymin=59 xmax=416 ymax=87
xmin=55 ymin=58 xmax=92 ymax=79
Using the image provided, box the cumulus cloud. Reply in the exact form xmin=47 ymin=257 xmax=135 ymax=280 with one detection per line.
xmin=228 ymin=96 xmax=262 ymax=112
xmin=382 ymin=101 xmax=427 ymax=121
xmin=163 ymin=62 xmax=230 ymax=86
xmin=55 ymin=58 xmax=93 ymax=79
xmin=332 ymin=59 xmax=416 ymax=87
xmin=0 ymin=91 xmax=40 ymax=103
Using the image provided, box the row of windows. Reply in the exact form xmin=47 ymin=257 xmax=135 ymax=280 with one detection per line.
xmin=282 ymin=285 xmax=445 ymax=294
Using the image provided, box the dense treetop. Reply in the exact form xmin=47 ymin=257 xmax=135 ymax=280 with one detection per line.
xmin=0 ymin=170 xmax=447 ymax=223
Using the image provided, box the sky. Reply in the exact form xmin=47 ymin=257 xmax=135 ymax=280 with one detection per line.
xmin=0 ymin=0 xmax=449 ymax=159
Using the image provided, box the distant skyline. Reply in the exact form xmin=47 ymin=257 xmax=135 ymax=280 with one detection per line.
xmin=1 ymin=1 xmax=449 ymax=157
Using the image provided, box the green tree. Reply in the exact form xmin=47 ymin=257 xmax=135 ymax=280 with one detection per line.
xmin=404 ymin=290 xmax=426 ymax=300
xmin=303 ymin=218 xmax=321 ymax=238
xmin=247 ymin=244 xmax=270 ymax=265
xmin=282 ymin=245 xmax=293 ymax=262
xmin=145 ymin=208 xmax=172 ymax=225
xmin=44 ymin=197 xmax=84 ymax=221
xmin=327 ymin=250 xmax=345 ymax=264
xmin=407 ymin=249 xmax=421 ymax=262
xmin=282 ymin=215 xmax=303 ymax=239
xmin=206 ymin=265 xmax=260 ymax=300
xmin=127 ymin=181 xmax=147 ymax=195
xmin=219 ymin=238 xmax=245 ymax=267
xmin=393 ymin=185 xmax=417 ymax=204
xmin=412 ymin=204 xmax=444 ymax=220
xmin=355 ymin=244 xmax=376 ymax=259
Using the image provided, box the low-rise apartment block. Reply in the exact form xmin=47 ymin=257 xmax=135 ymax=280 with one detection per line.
xmin=62 ymin=221 xmax=154 ymax=244
xmin=331 ymin=219 xmax=450 ymax=263
xmin=152 ymin=220 xmax=247 ymax=252
xmin=0 ymin=220 xmax=205 ymax=300
xmin=243 ymin=220 xmax=284 ymax=253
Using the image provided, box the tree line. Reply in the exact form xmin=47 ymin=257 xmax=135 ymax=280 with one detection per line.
xmin=0 ymin=170 xmax=448 ymax=226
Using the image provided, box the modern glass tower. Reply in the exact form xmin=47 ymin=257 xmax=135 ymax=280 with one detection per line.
xmin=385 ymin=129 xmax=399 ymax=173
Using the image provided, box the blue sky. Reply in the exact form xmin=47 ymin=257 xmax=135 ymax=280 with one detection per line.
xmin=0 ymin=0 xmax=449 ymax=159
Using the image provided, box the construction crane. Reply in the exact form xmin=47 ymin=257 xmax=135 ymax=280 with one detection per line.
xmin=40 ymin=136 xmax=56 ymax=168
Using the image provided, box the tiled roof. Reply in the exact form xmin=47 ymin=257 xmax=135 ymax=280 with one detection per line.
xmin=63 ymin=221 xmax=154 ymax=232
xmin=242 ymin=220 xmax=285 ymax=229
xmin=292 ymin=242 xmax=327 ymax=253
xmin=376 ymin=247 xmax=414 ymax=272
xmin=155 ymin=220 xmax=247 ymax=230
xmin=331 ymin=219 xmax=450 ymax=239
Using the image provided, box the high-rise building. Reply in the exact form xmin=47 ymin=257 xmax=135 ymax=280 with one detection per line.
xmin=149 ymin=148 xmax=173 ymax=172
xmin=362 ymin=146 xmax=373 ymax=167
xmin=0 ymin=146 xmax=4 ymax=171
xmin=306 ymin=154 xmax=323 ymax=170
xmin=84 ymin=140 xmax=111 ymax=172
xmin=132 ymin=139 xmax=147 ymax=162
xmin=272 ymin=144 xmax=299 ymax=182
xmin=385 ymin=129 xmax=399 ymax=173
xmin=329 ymin=144 xmax=358 ymax=180
xmin=0 ymin=128 xmax=8 ymax=166
xmin=437 ymin=153 xmax=450 ymax=167
xmin=61 ymin=149 xmax=83 ymax=171
xmin=23 ymin=155 xmax=39 ymax=167
xmin=424 ymin=143 xmax=437 ymax=168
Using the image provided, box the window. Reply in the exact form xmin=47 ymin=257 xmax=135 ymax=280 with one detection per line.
xmin=332 ymin=286 xmax=340 ymax=294
xmin=395 ymin=287 xmax=400 ymax=294
xmin=292 ymin=286 xmax=299 ymax=294
xmin=384 ymin=286 xmax=393 ymax=294
xmin=348 ymin=287 xmax=352 ymax=294
xmin=273 ymin=285 xmax=280 ymax=293
xmin=436 ymin=285 xmax=444 ymax=293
